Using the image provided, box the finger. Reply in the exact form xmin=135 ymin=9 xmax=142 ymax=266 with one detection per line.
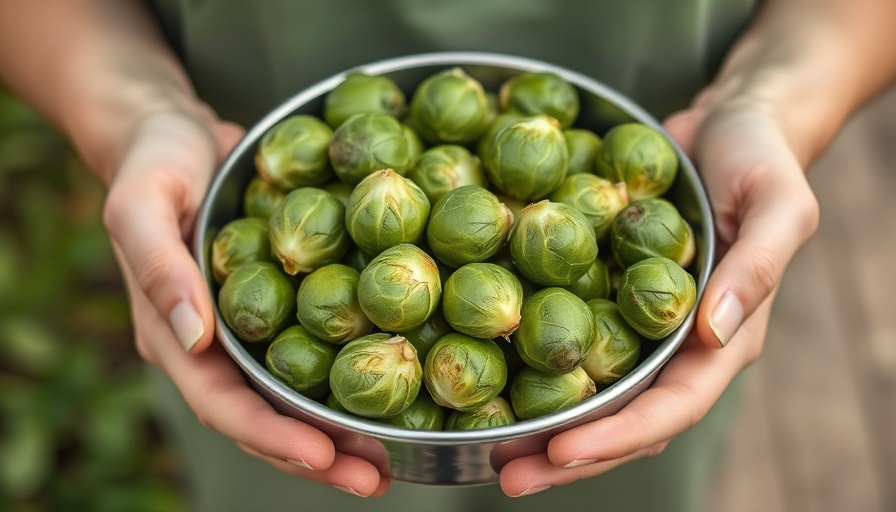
xmin=370 ymin=473 xmax=392 ymax=498
xmin=165 ymin=344 xmax=337 ymax=471
xmin=118 ymin=257 xmax=337 ymax=471
xmin=662 ymin=107 xmax=706 ymax=159
xmin=238 ymin=445 xmax=383 ymax=497
xmin=546 ymin=297 xmax=772 ymax=470
xmin=212 ymin=121 xmax=246 ymax=161
xmin=103 ymin=114 xmax=219 ymax=353
xmin=695 ymin=118 xmax=818 ymax=347
xmin=499 ymin=451 xmax=641 ymax=497
xmin=192 ymin=102 xmax=245 ymax=161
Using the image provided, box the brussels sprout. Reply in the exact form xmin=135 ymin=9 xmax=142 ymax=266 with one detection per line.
xmin=581 ymin=299 xmax=641 ymax=385
xmin=330 ymin=334 xmax=422 ymax=418
xmin=401 ymin=308 xmax=452 ymax=363
xmin=475 ymin=112 xmax=527 ymax=159
xmin=487 ymin=246 xmax=540 ymax=299
xmin=563 ymin=128 xmax=602 ymax=175
xmin=510 ymin=366 xmax=596 ymax=420
xmin=380 ymin=390 xmax=445 ymax=431
xmin=325 ymin=392 xmax=352 ymax=414
xmin=211 ymin=217 xmax=271 ymax=285
xmin=549 ymin=174 xmax=628 ymax=241
xmin=562 ymin=257 xmax=611 ymax=302
xmin=408 ymin=145 xmax=487 ymax=204
xmin=611 ymin=198 xmax=695 ymax=268
xmin=322 ymin=181 xmax=354 ymax=208
xmin=402 ymin=123 xmax=425 ymax=166
xmin=357 ymin=244 xmax=441 ymax=332
xmin=484 ymin=115 xmax=569 ymax=202
xmin=513 ymin=288 xmax=596 ymax=373
xmin=616 ymin=257 xmax=696 ymax=340
xmin=594 ymin=123 xmax=678 ymax=201
xmin=255 ymin=115 xmax=334 ymax=189
xmin=445 ymin=396 xmax=516 ymax=430
xmin=497 ymin=337 xmax=527 ymax=379
xmin=499 ymin=72 xmax=580 ymax=129
xmin=345 ymin=169 xmax=431 ymax=255
xmin=509 ymin=200 xmax=597 ymax=286
xmin=295 ymin=264 xmax=372 ymax=344
xmin=426 ymin=186 xmax=514 ymax=267
xmin=609 ymin=267 xmax=623 ymax=301
xmin=410 ymin=67 xmax=491 ymax=145
xmin=485 ymin=91 xmax=499 ymax=125
xmin=340 ymin=245 xmax=375 ymax=273
xmin=269 ymin=188 xmax=349 ymax=275
xmin=243 ymin=176 xmax=287 ymax=219
xmin=265 ymin=325 xmax=339 ymax=398
xmin=423 ymin=333 xmax=507 ymax=412
xmin=218 ymin=262 xmax=296 ymax=343
xmin=323 ymin=72 xmax=406 ymax=128
xmin=442 ymin=263 xmax=523 ymax=340
xmin=329 ymin=112 xmax=411 ymax=185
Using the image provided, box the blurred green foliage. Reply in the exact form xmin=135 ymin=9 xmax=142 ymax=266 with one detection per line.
xmin=0 ymin=91 xmax=187 ymax=511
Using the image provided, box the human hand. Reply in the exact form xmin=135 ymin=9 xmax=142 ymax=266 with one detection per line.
xmin=498 ymin=92 xmax=820 ymax=497
xmin=102 ymin=107 xmax=388 ymax=497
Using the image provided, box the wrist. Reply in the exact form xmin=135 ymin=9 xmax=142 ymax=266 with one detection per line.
xmin=702 ymin=35 xmax=854 ymax=168
xmin=0 ymin=0 xmax=206 ymax=186
xmin=60 ymin=68 xmax=204 ymax=186
xmin=701 ymin=1 xmax=896 ymax=168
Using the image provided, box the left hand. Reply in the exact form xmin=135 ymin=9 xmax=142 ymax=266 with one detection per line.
xmin=498 ymin=91 xmax=820 ymax=497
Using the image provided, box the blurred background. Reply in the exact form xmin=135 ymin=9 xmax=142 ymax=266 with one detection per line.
xmin=0 ymin=90 xmax=187 ymax=511
xmin=0 ymin=81 xmax=894 ymax=511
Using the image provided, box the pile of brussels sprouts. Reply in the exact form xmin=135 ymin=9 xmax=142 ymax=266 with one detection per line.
xmin=211 ymin=68 xmax=698 ymax=431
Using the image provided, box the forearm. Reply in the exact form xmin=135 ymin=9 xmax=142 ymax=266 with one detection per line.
xmin=707 ymin=0 xmax=896 ymax=166
xmin=0 ymin=0 xmax=198 ymax=184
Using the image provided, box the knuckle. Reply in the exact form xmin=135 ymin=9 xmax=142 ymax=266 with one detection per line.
xmin=190 ymin=383 xmax=227 ymax=432
xmin=625 ymin=407 xmax=663 ymax=456
xmin=744 ymin=342 xmax=764 ymax=366
xmin=795 ymin=188 xmax=820 ymax=240
xmin=195 ymin=410 xmax=213 ymax=430
xmin=644 ymin=441 xmax=670 ymax=458
xmin=134 ymin=245 xmax=174 ymax=301
xmin=235 ymin=442 xmax=257 ymax=458
xmin=666 ymin=381 xmax=705 ymax=432
xmin=133 ymin=334 xmax=157 ymax=365
xmin=735 ymin=317 xmax=768 ymax=367
xmin=102 ymin=188 xmax=128 ymax=236
xmin=747 ymin=245 xmax=781 ymax=299
xmin=190 ymin=385 xmax=233 ymax=431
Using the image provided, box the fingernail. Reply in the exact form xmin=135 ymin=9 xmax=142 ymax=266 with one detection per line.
xmin=709 ymin=292 xmax=744 ymax=347
xmin=170 ymin=300 xmax=204 ymax=352
xmin=334 ymin=485 xmax=364 ymax=497
xmin=286 ymin=458 xmax=314 ymax=470
xmin=512 ymin=484 xmax=551 ymax=497
xmin=563 ymin=458 xmax=598 ymax=468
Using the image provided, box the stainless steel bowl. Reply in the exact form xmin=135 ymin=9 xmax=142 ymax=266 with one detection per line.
xmin=193 ymin=52 xmax=715 ymax=486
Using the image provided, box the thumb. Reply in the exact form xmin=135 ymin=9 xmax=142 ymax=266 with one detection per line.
xmin=212 ymin=120 xmax=247 ymax=161
xmin=104 ymin=113 xmax=221 ymax=354
xmin=693 ymin=116 xmax=819 ymax=348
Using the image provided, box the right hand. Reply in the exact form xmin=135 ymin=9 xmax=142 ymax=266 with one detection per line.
xmin=102 ymin=106 xmax=389 ymax=497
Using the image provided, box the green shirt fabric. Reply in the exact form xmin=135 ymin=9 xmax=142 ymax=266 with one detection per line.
xmin=145 ymin=2 xmax=755 ymax=511
xmin=150 ymin=0 xmax=755 ymax=124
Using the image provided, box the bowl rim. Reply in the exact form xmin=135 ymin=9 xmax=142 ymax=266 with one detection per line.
xmin=194 ymin=51 xmax=715 ymax=446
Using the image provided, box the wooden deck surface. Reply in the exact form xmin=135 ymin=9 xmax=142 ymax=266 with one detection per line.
xmin=707 ymin=86 xmax=896 ymax=512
